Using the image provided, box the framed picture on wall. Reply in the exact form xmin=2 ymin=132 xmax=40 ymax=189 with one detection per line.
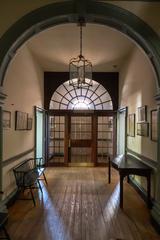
xmin=27 ymin=117 xmax=33 ymax=130
xmin=137 ymin=122 xmax=149 ymax=137
xmin=127 ymin=113 xmax=135 ymax=137
xmin=3 ymin=110 xmax=11 ymax=129
xmin=15 ymin=111 xmax=28 ymax=130
xmin=150 ymin=109 xmax=158 ymax=141
xmin=138 ymin=105 xmax=147 ymax=122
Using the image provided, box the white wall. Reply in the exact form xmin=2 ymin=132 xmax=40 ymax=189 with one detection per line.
xmin=119 ymin=46 xmax=157 ymax=161
xmin=119 ymin=46 xmax=157 ymax=197
xmin=2 ymin=44 xmax=43 ymax=197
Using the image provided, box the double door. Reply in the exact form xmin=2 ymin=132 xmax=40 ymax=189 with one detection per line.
xmin=48 ymin=113 xmax=114 ymax=166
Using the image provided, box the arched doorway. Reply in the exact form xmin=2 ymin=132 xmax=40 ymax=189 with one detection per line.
xmin=48 ymin=80 xmax=116 ymax=166
xmin=0 ymin=1 xmax=160 ymax=229
xmin=0 ymin=1 xmax=160 ymax=89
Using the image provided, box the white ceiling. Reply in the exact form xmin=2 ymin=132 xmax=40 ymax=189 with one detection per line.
xmin=27 ymin=23 xmax=135 ymax=72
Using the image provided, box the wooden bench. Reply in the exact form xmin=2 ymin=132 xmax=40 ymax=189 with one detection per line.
xmin=13 ymin=157 xmax=47 ymax=206
xmin=108 ymin=154 xmax=152 ymax=209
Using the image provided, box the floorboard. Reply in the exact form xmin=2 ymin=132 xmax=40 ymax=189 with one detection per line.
xmin=4 ymin=167 xmax=160 ymax=240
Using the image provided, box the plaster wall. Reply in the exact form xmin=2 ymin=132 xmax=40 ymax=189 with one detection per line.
xmin=2 ymin=45 xmax=43 ymax=197
xmin=119 ymin=46 xmax=157 ymax=161
xmin=119 ymin=46 xmax=157 ymax=197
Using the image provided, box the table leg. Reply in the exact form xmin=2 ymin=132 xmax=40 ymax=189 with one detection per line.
xmin=108 ymin=157 xmax=111 ymax=184
xmin=120 ymin=173 xmax=124 ymax=209
xmin=147 ymin=174 xmax=151 ymax=208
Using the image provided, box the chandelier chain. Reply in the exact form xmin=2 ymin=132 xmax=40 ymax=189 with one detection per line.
xmin=80 ymin=24 xmax=82 ymax=56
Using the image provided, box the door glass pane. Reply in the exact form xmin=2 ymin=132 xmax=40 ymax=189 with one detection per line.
xmin=70 ymin=116 xmax=92 ymax=164
xmin=48 ymin=116 xmax=65 ymax=163
xmin=71 ymin=147 xmax=91 ymax=163
xmin=71 ymin=116 xmax=92 ymax=139
xmin=36 ymin=110 xmax=44 ymax=159
xmin=97 ymin=116 xmax=113 ymax=163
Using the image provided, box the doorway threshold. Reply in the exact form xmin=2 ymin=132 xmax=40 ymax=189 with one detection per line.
xmin=68 ymin=162 xmax=94 ymax=167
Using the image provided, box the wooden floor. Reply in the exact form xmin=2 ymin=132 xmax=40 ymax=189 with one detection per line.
xmin=5 ymin=167 xmax=160 ymax=240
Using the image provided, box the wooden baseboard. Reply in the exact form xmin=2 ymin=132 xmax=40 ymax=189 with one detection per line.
xmin=151 ymin=216 xmax=160 ymax=234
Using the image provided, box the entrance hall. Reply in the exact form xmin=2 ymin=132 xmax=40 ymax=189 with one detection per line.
xmin=0 ymin=1 xmax=160 ymax=238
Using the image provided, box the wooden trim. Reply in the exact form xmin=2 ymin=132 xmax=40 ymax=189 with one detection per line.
xmin=71 ymin=140 xmax=92 ymax=147
xmin=151 ymin=214 xmax=160 ymax=234
xmin=2 ymin=148 xmax=34 ymax=167
xmin=127 ymin=148 xmax=158 ymax=169
xmin=3 ymin=188 xmax=18 ymax=208
xmin=48 ymin=109 xmax=117 ymax=116
xmin=64 ymin=115 xmax=69 ymax=164
xmin=92 ymin=115 xmax=97 ymax=164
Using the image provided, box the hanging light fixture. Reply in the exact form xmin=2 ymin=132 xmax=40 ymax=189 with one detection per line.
xmin=69 ymin=19 xmax=93 ymax=88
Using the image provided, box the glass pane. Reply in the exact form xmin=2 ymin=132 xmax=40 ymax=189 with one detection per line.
xmin=71 ymin=147 xmax=91 ymax=163
xmin=97 ymin=116 xmax=113 ymax=163
xmin=50 ymin=80 xmax=113 ymax=110
xmin=48 ymin=115 xmax=65 ymax=163
xmin=71 ymin=116 xmax=92 ymax=139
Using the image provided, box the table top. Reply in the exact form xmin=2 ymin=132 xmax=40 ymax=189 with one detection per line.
xmin=112 ymin=155 xmax=152 ymax=171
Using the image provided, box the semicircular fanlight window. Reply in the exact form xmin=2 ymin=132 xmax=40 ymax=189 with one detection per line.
xmin=49 ymin=79 xmax=113 ymax=110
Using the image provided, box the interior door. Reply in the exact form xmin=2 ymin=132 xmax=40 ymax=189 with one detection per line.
xmin=97 ymin=116 xmax=114 ymax=163
xmin=35 ymin=107 xmax=46 ymax=164
xmin=69 ymin=116 xmax=93 ymax=166
xmin=48 ymin=115 xmax=65 ymax=165
xmin=117 ymin=108 xmax=127 ymax=155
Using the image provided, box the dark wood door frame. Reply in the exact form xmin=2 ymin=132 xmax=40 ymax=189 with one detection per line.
xmin=48 ymin=110 xmax=117 ymax=166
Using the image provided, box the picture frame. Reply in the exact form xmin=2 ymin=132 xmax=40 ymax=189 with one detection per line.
xmin=150 ymin=109 xmax=158 ymax=141
xmin=27 ymin=117 xmax=33 ymax=130
xmin=127 ymin=113 xmax=135 ymax=137
xmin=3 ymin=110 xmax=11 ymax=129
xmin=138 ymin=105 xmax=147 ymax=122
xmin=15 ymin=111 xmax=28 ymax=130
xmin=137 ymin=122 xmax=149 ymax=137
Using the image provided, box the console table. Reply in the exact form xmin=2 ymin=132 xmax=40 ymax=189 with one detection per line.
xmin=108 ymin=154 xmax=152 ymax=209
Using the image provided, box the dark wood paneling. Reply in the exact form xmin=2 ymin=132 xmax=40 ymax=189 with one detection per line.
xmin=71 ymin=139 xmax=92 ymax=147
xmin=44 ymin=72 xmax=119 ymax=110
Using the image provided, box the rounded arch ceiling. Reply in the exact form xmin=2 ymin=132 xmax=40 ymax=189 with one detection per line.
xmin=0 ymin=0 xmax=160 ymax=94
xmin=27 ymin=23 xmax=134 ymax=72
xmin=49 ymin=80 xmax=113 ymax=110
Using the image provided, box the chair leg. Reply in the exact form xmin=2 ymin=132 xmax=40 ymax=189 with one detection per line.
xmin=42 ymin=172 xmax=48 ymax=185
xmin=29 ymin=187 xmax=36 ymax=206
xmin=37 ymin=180 xmax=42 ymax=193
xmin=2 ymin=226 xmax=11 ymax=240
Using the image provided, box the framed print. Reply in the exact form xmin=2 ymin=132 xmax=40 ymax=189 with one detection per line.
xmin=15 ymin=111 xmax=28 ymax=130
xmin=138 ymin=105 xmax=147 ymax=122
xmin=150 ymin=109 xmax=158 ymax=141
xmin=3 ymin=110 xmax=11 ymax=129
xmin=137 ymin=122 xmax=149 ymax=137
xmin=127 ymin=114 xmax=135 ymax=137
xmin=27 ymin=117 xmax=33 ymax=130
